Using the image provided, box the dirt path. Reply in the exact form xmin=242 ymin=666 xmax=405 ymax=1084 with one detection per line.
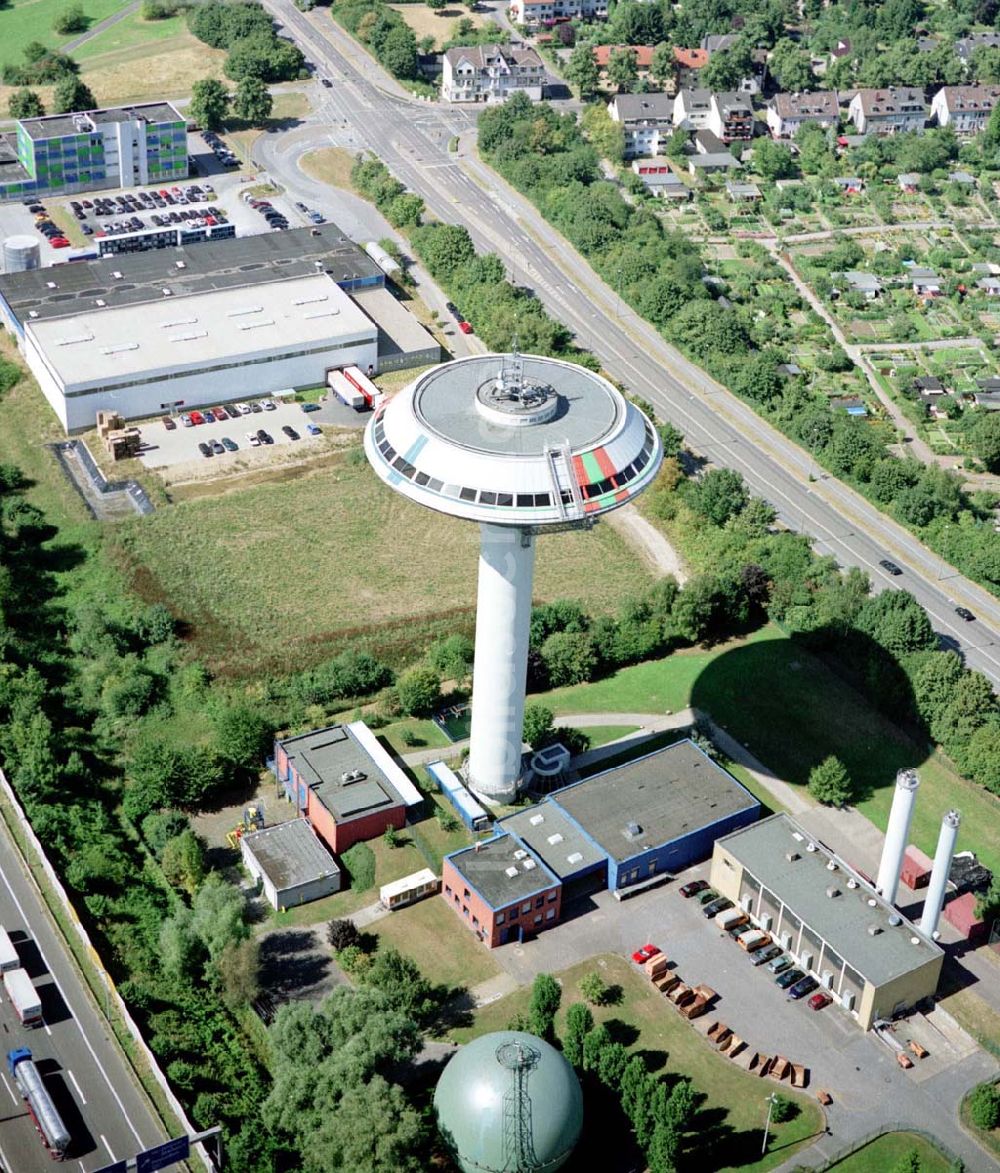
xmin=606 ymin=504 xmax=688 ymax=583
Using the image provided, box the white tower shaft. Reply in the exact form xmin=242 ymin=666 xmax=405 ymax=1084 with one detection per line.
xmin=877 ymin=770 xmax=920 ymax=905
xmin=920 ymin=810 xmax=960 ymax=938
xmin=467 ymin=524 xmax=536 ymax=801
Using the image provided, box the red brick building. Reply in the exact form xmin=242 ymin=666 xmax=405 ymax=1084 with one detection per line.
xmin=442 ymin=834 xmax=563 ymax=948
xmin=274 ymin=721 xmax=422 ymax=854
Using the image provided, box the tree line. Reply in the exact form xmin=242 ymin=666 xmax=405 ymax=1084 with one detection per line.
xmin=188 ymin=0 xmax=305 ymax=84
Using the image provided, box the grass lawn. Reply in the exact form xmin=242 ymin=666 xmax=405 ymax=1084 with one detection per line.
xmin=534 ymin=625 xmax=1000 ymax=878
xmin=937 ymin=966 xmax=1000 ymax=1060
xmin=226 ymin=91 xmax=312 ymax=166
xmin=77 ymin=31 xmax=228 ymax=108
xmin=407 ymin=789 xmax=477 ymax=872
xmin=579 ymin=724 xmax=640 ymax=749
xmin=375 ymin=718 xmax=451 ymax=756
xmin=450 ymin=955 xmax=823 ymax=1173
xmin=827 ymin=1131 xmax=953 ymax=1171
xmin=387 ymin=3 xmax=491 ymax=51
xmin=368 ymin=892 xmax=499 ymax=989
xmin=112 ymin=452 xmax=655 ymax=675
xmin=0 ymin=0 xmax=128 ymax=70
xmin=301 ymin=147 xmax=357 ymax=192
xmin=72 ymin=8 xmax=188 ymax=60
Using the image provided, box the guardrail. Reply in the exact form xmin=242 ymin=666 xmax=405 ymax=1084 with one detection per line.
xmin=0 ymin=767 xmax=211 ymax=1170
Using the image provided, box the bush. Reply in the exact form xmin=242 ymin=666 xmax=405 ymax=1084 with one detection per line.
xmin=968 ymin=1082 xmax=1000 ymax=1131
xmin=327 ymin=919 xmax=361 ymax=951
xmin=807 ymin=755 xmax=854 ymax=807
xmin=396 ymin=666 xmax=441 ymax=716
xmin=770 ymin=1093 xmax=797 ymax=1123
xmin=53 ymin=3 xmax=88 ymax=33
xmin=341 ymin=841 xmax=376 ymax=891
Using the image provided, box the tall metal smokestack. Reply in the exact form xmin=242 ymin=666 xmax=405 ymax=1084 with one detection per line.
xmin=920 ymin=810 xmax=960 ymax=939
xmin=877 ymin=769 xmax=920 ymax=905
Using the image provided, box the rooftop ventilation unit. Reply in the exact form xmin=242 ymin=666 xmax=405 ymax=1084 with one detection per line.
xmin=228 ymin=305 xmax=263 ymax=317
xmin=304 ymin=309 xmax=339 ymax=319
xmin=785 ymin=851 xmax=800 ymax=862
xmin=522 ymin=859 xmax=536 ymax=871
xmin=529 ymin=814 xmax=544 ymax=826
xmin=161 ymin=288 xmax=172 ymax=296
xmin=827 ymin=861 xmax=838 ymax=872
xmin=170 ymin=332 xmax=207 ymax=343
xmin=806 ymin=843 xmax=817 ymax=852
xmin=339 ymin=769 xmax=366 ymax=784
xmin=623 ymin=822 xmax=643 ymax=840
xmin=160 ymin=317 xmax=198 ymax=329
xmin=95 ymin=299 xmax=106 ymax=307
xmin=867 ymin=898 xmax=878 ymax=907
xmin=239 ymin=320 xmax=275 ymax=330
xmin=791 ymin=831 xmax=804 ymax=842
xmin=45 ymin=281 xmax=57 ymax=289
xmin=867 ymin=924 xmax=883 ymax=936
xmin=56 ymin=333 xmax=94 ymax=346
xmin=888 ymin=914 xmax=902 ymax=927
xmin=294 ymin=294 xmax=329 ymax=306
xmin=910 ymin=936 xmax=921 ymax=945
xmin=547 ymin=833 xmax=563 ymax=846
xmin=826 ymin=886 xmax=840 ymax=898
xmin=100 ymin=342 xmax=139 ymax=354
xmin=175 ymin=260 xmax=186 ymax=269
xmin=847 ymin=878 xmax=859 ymax=889
xmin=505 ymin=866 xmax=518 ymax=878
xmin=513 ymin=850 xmax=527 ymax=861
xmin=567 ymin=852 xmax=583 ymax=865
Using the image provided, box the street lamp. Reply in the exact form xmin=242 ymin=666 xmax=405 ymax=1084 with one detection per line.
xmin=761 ymin=1092 xmax=779 ymax=1155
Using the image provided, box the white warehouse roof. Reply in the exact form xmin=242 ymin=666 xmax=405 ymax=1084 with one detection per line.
xmin=28 ymin=274 xmax=376 ymax=392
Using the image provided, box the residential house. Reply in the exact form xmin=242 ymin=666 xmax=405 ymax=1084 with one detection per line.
xmin=726 ymin=180 xmax=761 ymax=201
xmin=834 ymin=396 xmax=869 ymax=416
xmin=949 ymin=170 xmax=977 ymax=186
xmin=898 ymin=173 xmax=920 ymax=192
xmin=978 ymin=277 xmax=1000 ymax=296
xmin=838 ymin=271 xmax=882 ymax=299
xmin=955 ymin=32 xmax=1000 ymax=62
xmin=708 ymin=91 xmax=754 ymax=143
xmin=909 ymin=268 xmax=942 ymax=297
xmin=913 ymin=376 xmax=946 ymax=397
xmin=974 ymin=391 xmax=1000 ymax=410
xmin=702 ymin=33 xmax=737 ymax=54
xmin=441 ymin=44 xmax=545 ymax=103
xmin=507 ymin=0 xmax=607 ymax=25
xmin=631 ymin=159 xmax=690 ymax=199
xmin=830 ymin=38 xmax=852 ymax=65
xmin=766 ymin=90 xmax=839 ymax=138
xmin=848 ymin=88 xmax=927 ymax=135
xmin=688 ymin=129 xmax=739 ymax=174
xmin=777 ymin=362 xmax=803 ymax=378
xmin=593 ymin=44 xmax=655 ymax=83
xmin=930 ymin=85 xmax=1000 ymax=134
xmin=700 ymin=34 xmax=765 ymax=93
xmin=673 ymin=89 xmax=713 ymax=131
xmin=608 ymin=92 xmax=673 ymax=158
xmin=673 ymin=47 xmax=709 ymax=89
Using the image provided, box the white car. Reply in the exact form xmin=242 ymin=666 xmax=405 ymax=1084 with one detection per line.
xmin=259 ymin=399 xmax=276 ymax=411
xmin=246 ymin=431 xmax=260 ymax=447
xmin=236 ymin=402 xmax=251 ymax=414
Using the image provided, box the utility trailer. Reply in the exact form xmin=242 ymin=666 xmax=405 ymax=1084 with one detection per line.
xmin=0 ymin=926 xmax=19 ymax=972
xmin=8 ymin=1048 xmax=71 ymax=1159
xmin=4 ymin=967 xmax=42 ymax=1026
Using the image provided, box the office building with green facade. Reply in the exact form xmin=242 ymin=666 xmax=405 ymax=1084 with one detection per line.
xmin=0 ymin=102 xmax=188 ymax=202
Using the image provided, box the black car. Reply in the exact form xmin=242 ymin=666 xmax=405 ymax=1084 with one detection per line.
xmin=955 ymin=606 xmax=975 ymax=621
xmin=321 ymin=78 xmax=333 ymax=87
xmin=775 ymin=967 xmax=804 ymax=990
xmin=879 ymin=559 xmax=903 ymax=576
xmin=224 ymin=404 xmax=241 ymax=419
xmin=198 ymin=441 xmax=212 ymax=457
xmin=282 ymin=426 xmax=300 ymax=441
xmin=702 ymin=897 xmax=733 ymax=919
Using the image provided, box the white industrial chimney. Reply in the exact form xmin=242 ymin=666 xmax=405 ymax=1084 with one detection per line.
xmin=920 ymin=810 xmax=960 ymax=938
xmin=876 ymin=769 xmax=920 ymax=905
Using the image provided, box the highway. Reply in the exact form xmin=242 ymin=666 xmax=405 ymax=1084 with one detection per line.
xmin=0 ymin=811 xmax=165 ymax=1172
xmin=264 ymin=0 xmax=1000 ymax=688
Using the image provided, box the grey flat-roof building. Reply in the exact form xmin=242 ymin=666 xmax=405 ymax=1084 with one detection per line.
xmin=500 ymin=800 xmax=607 ymax=891
xmin=241 ymin=819 xmax=341 ymax=910
xmin=711 ymin=814 xmax=944 ymax=1029
xmin=551 ymin=739 xmax=760 ymax=890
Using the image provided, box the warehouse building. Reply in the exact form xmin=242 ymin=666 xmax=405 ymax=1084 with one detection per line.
xmin=710 ymin=814 xmax=944 ymax=1030
xmin=443 ymin=834 xmax=562 ymax=948
xmin=273 ymin=721 xmax=423 ymax=854
xmin=499 ymin=798 xmax=607 ymax=899
xmin=240 ymin=819 xmax=341 ymax=911
xmin=0 ymin=102 xmax=188 ymax=203
xmin=0 ymin=226 xmax=439 ymax=432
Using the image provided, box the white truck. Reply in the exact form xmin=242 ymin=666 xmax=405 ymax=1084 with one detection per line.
xmin=4 ymin=967 xmax=42 ymax=1027
xmin=0 ymin=926 xmax=19 ymax=973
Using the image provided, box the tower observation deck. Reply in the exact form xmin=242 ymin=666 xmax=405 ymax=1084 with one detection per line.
xmin=364 ymin=353 xmax=663 ymax=800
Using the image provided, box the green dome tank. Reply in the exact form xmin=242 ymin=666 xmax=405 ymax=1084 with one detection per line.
xmin=434 ymin=1031 xmax=583 ymax=1173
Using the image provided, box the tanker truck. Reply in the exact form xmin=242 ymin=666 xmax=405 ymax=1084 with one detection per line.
xmin=7 ymin=1048 xmax=71 ymax=1159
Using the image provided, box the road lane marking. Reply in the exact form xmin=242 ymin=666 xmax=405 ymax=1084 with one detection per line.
xmin=67 ymin=1068 xmax=86 ymax=1104
xmin=101 ymin=1133 xmax=116 ymax=1160
xmin=0 ymin=864 xmax=145 ymax=1146
xmin=0 ymin=1072 xmax=15 ymax=1104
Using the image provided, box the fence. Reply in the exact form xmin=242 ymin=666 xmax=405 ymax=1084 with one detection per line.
xmin=0 ymin=766 xmax=212 ymax=1171
xmin=791 ymin=1122 xmax=962 ymax=1171
xmin=51 ymin=440 xmax=155 ymax=518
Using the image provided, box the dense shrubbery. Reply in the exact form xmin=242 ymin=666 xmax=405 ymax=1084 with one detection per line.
xmin=334 ymin=0 xmax=418 ymax=80
xmin=188 ymin=0 xmax=305 ymax=82
xmin=2 ymin=42 xmax=78 ymax=86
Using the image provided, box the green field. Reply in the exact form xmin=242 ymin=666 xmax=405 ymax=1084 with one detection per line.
xmin=827 ymin=1131 xmax=952 ymax=1172
xmin=113 ymin=452 xmax=655 ymax=675
xmin=72 ymin=8 xmax=188 ymax=61
xmin=535 ymin=626 xmax=1000 ymax=878
xmin=451 ymin=955 xmax=823 ymax=1173
xmin=0 ymin=0 xmax=130 ymax=69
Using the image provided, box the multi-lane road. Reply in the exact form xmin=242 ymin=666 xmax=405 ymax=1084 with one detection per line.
xmin=261 ymin=0 xmax=1000 ymax=688
xmin=0 ymin=812 xmax=165 ymax=1171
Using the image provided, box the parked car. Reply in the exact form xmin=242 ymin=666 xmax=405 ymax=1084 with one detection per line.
xmin=631 ymin=944 xmax=661 ymax=965
xmin=224 ymin=404 xmax=240 ymax=419
xmin=775 ymin=968 xmax=804 ymax=990
xmin=306 ymin=423 xmax=321 ymax=436
xmin=162 ymin=415 xmax=176 ymax=430
xmin=249 ymin=402 xmax=263 ymax=413
xmin=180 ymin=413 xmax=193 ymax=427
xmin=189 ymin=410 xmax=205 ymax=425
xmin=246 ymin=432 xmax=260 ymax=447
xmin=879 ymin=559 xmax=902 ymax=576
xmin=301 ymin=402 xmax=321 ymax=413
xmin=211 ymin=440 xmax=225 ymax=455
xmin=702 ymin=897 xmax=733 ymax=919
xmin=50 ymin=238 xmax=70 ymax=248
xmin=697 ymin=889 xmax=720 ymax=906
xmin=220 ymin=437 xmax=238 ymax=451
xmin=212 ymin=407 xmax=228 ymax=422
xmin=197 ymin=441 xmax=212 ymax=458
xmin=282 ymin=425 xmax=300 ymax=441
xmin=808 ymin=991 xmax=833 ymax=1011
xmin=236 ymin=402 xmax=252 ymax=414
xmin=680 ymin=880 xmax=709 ymax=899
xmin=260 ymin=399 xmax=276 ymax=411
xmin=749 ymin=943 xmax=783 ymax=967
xmin=766 ymin=955 xmax=792 ymax=975
xmin=257 ymin=429 xmax=273 ymax=444
xmin=727 ymin=924 xmax=752 ymax=942
xmin=308 ymin=211 xmax=325 ymax=224
xmin=459 ymin=320 xmax=474 ymax=334
xmin=321 ymin=77 xmax=332 ymax=87
xmin=787 ymin=975 xmax=819 ymax=1001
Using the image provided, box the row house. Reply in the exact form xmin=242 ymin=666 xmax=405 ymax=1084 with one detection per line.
xmin=506 ymin=0 xmax=607 ymax=25
xmin=930 ymin=86 xmax=1000 ymax=135
xmin=766 ymin=90 xmax=839 ymax=138
xmin=847 ymin=88 xmax=927 ymax=135
xmin=709 ymin=91 xmax=753 ymax=143
xmin=593 ymin=44 xmax=655 ymax=84
xmin=607 ymin=92 xmax=673 ymax=157
xmin=673 ymin=88 xmax=713 ymax=132
xmin=441 ymin=44 xmax=545 ymax=103
xmin=673 ymin=46 xmax=708 ymax=89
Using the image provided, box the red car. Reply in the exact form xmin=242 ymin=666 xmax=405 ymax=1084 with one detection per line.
xmin=808 ymin=992 xmax=833 ymax=1011
xmin=212 ymin=407 xmax=228 ymax=422
xmin=679 ymin=880 xmax=709 ymax=899
xmin=50 ymin=237 xmax=70 ymax=248
xmin=459 ymin=320 xmax=474 ymax=334
xmin=189 ymin=410 xmax=205 ymax=425
xmin=161 ymin=415 xmax=176 ymax=430
xmin=631 ymin=944 xmax=661 ymax=965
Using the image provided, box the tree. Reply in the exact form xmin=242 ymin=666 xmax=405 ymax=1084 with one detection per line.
xmin=564 ymin=43 xmax=599 ymax=98
xmin=382 ymin=824 xmax=399 ymax=848
xmin=620 ymin=1054 xmax=648 ymax=1120
xmin=579 ymin=971 xmax=608 ymax=1005
xmin=379 ymin=25 xmax=418 ymax=80
xmin=855 ymin=590 xmax=935 ymax=657
xmin=648 ymin=1122 xmax=679 ymax=1173
xmin=964 ymin=725 xmax=1000 ymax=795
xmin=968 ymin=413 xmax=1000 ymax=473
xmin=189 ymin=77 xmax=230 ymax=131
xmin=426 ymin=0 xmax=445 ymax=8
xmin=768 ymin=38 xmax=814 ymax=91
xmin=232 ymin=75 xmax=273 ymax=123
xmin=53 ymin=3 xmax=88 ymax=33
xmin=888 ymin=1151 xmax=921 ymax=1173
xmin=691 ymin=468 xmax=749 ymax=526
xmin=141 ymin=810 xmax=188 ymax=858
xmin=540 ymin=631 xmax=597 ymax=687
xmin=910 ymin=650 xmax=964 ymax=728
xmin=562 ymin=1002 xmax=593 ymax=1067
xmin=396 ymin=665 xmax=441 ymax=716
xmin=52 ymin=75 xmax=95 ymax=113
xmin=581 ymin=1022 xmax=612 ymax=1074
xmin=309 ymin=1076 xmax=424 ymax=1172
xmin=213 ymin=704 xmax=271 ymax=766
xmin=701 ymin=41 xmax=753 ymax=92
xmin=770 ymin=1093 xmax=796 ymax=1123
xmin=522 ymin=703 xmax=555 ymax=750
xmin=752 ymin=138 xmax=795 ymax=181
xmin=161 ymin=829 xmax=206 ymax=896
xmin=607 ymin=47 xmax=639 ymax=93
xmin=216 ymin=937 xmax=260 ymax=1009
xmin=327 ymin=919 xmax=360 ymax=951
xmin=159 ymin=908 xmax=204 ymax=981
xmin=191 ymin=872 xmax=248 ymax=964
xmin=650 ymin=41 xmax=674 ymax=88
xmin=808 ymin=755 xmax=854 ymax=806
xmin=528 ymin=973 xmax=561 ymax=1040
xmin=357 ymin=947 xmax=440 ymax=1026
xmin=427 ymin=633 xmax=474 ymax=683
xmin=967 ymin=1082 xmax=1000 ymax=1131
xmin=581 ymin=102 xmax=625 ymax=165
xmin=8 ymin=90 xmax=44 ymax=119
